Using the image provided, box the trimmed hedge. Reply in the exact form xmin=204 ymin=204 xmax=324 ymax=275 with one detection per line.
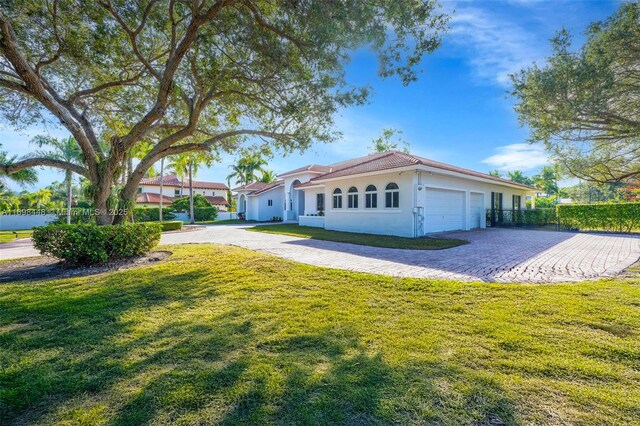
xmin=486 ymin=208 xmax=556 ymax=227
xmin=194 ymin=207 xmax=218 ymax=222
xmin=557 ymin=203 xmax=640 ymax=233
xmin=161 ymin=221 xmax=183 ymax=231
xmin=33 ymin=223 xmax=162 ymax=265
xmin=133 ymin=207 xmax=176 ymax=222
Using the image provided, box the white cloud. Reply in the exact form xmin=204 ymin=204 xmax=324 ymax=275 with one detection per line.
xmin=447 ymin=5 xmax=545 ymax=85
xmin=482 ymin=143 xmax=549 ymax=171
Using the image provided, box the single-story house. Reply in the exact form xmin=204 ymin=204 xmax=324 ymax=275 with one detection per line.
xmin=137 ymin=175 xmax=230 ymax=211
xmin=234 ymin=151 xmax=537 ymax=237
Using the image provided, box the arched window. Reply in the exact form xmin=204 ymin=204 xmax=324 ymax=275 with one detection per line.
xmin=385 ymin=182 xmax=399 ymax=208
xmin=332 ymin=188 xmax=343 ymax=209
xmin=365 ymin=185 xmax=377 ymax=208
xmin=347 ymin=186 xmax=358 ymax=209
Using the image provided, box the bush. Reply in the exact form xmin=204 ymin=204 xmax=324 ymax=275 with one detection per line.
xmin=33 ymin=223 xmax=162 ymax=265
xmin=194 ymin=207 xmax=217 ymax=221
xmin=557 ymin=203 xmax=640 ymax=232
xmin=172 ymin=195 xmax=212 ymax=211
xmin=133 ymin=207 xmax=176 ymax=222
xmin=161 ymin=221 xmax=183 ymax=231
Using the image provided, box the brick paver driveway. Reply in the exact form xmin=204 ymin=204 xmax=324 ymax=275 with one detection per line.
xmin=161 ymin=225 xmax=640 ymax=283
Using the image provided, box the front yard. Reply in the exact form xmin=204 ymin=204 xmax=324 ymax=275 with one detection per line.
xmin=1 ymin=244 xmax=638 ymax=425
xmin=249 ymin=224 xmax=467 ymax=250
xmin=0 ymin=230 xmax=33 ymax=244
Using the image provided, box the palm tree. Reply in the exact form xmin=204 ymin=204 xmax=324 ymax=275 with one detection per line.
xmin=0 ymin=145 xmax=37 ymax=190
xmin=258 ymin=170 xmax=277 ymax=183
xmin=226 ymin=164 xmax=248 ymax=186
xmin=33 ymin=188 xmax=52 ymax=209
xmin=30 ymin=136 xmax=83 ymax=223
xmin=226 ymin=155 xmax=267 ymax=185
xmin=170 ymin=152 xmax=215 ymax=223
xmin=532 ymin=166 xmax=559 ymax=197
xmin=507 ymin=170 xmax=533 ymax=186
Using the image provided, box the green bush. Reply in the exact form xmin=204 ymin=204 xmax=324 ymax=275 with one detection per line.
xmin=133 ymin=207 xmax=176 ymax=222
xmin=33 ymin=223 xmax=162 ymax=265
xmin=161 ymin=221 xmax=183 ymax=231
xmin=172 ymin=195 xmax=212 ymax=212
xmin=557 ymin=203 xmax=640 ymax=232
xmin=194 ymin=207 xmax=218 ymax=222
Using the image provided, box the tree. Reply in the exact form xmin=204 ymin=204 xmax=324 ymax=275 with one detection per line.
xmin=171 ymin=194 xmax=212 ymax=211
xmin=532 ymin=166 xmax=559 ymax=198
xmin=507 ymin=170 xmax=533 ymax=186
xmin=169 ymin=152 xmax=214 ymax=223
xmin=31 ymin=136 xmax=83 ymax=223
xmin=511 ymin=3 xmax=640 ymax=184
xmin=369 ymin=128 xmax=409 ymax=153
xmin=33 ymin=188 xmax=52 ymax=208
xmin=0 ymin=144 xmax=36 ymax=190
xmin=0 ymin=1 xmax=448 ymax=225
xmin=488 ymin=169 xmax=503 ymax=178
xmin=227 ymin=154 xmax=267 ymax=185
xmin=258 ymin=170 xmax=277 ymax=183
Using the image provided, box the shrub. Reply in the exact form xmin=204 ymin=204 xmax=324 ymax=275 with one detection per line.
xmin=161 ymin=221 xmax=183 ymax=231
xmin=172 ymin=195 xmax=212 ymax=211
xmin=194 ymin=207 xmax=217 ymax=221
xmin=133 ymin=207 xmax=176 ymax=222
xmin=33 ymin=223 xmax=162 ymax=265
xmin=557 ymin=203 xmax=640 ymax=232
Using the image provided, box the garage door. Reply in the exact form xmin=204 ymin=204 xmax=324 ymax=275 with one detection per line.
xmin=424 ymin=188 xmax=465 ymax=233
xmin=470 ymin=192 xmax=484 ymax=228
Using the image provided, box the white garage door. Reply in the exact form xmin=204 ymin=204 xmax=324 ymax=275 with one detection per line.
xmin=470 ymin=192 xmax=484 ymax=228
xmin=424 ymin=188 xmax=465 ymax=233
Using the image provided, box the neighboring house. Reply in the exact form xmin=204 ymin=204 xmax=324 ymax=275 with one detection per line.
xmin=234 ymin=151 xmax=537 ymax=237
xmin=137 ymin=174 xmax=230 ymax=211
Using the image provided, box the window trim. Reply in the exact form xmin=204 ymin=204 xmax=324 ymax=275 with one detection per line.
xmin=365 ymin=184 xmax=377 ymax=209
xmin=384 ymin=182 xmax=400 ymax=209
xmin=347 ymin=186 xmax=358 ymax=209
xmin=332 ymin=188 xmax=343 ymax=209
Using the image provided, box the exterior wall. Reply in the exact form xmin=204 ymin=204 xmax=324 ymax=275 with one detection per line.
xmin=140 ymin=184 xmax=227 ymax=199
xmin=246 ymin=196 xmax=260 ymax=221
xmin=303 ymin=187 xmax=324 ymax=215
xmin=299 ymin=215 xmax=325 ymax=228
xmin=252 ymin=187 xmax=284 ymax=221
xmin=0 ymin=214 xmax=57 ymax=230
xmin=321 ymin=171 xmax=416 ymax=238
xmin=283 ymin=172 xmax=323 ymax=220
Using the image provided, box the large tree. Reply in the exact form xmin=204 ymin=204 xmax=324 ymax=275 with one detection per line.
xmin=0 ymin=0 xmax=447 ymax=224
xmin=511 ymin=2 xmax=640 ymax=184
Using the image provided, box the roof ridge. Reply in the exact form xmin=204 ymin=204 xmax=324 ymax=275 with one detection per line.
xmin=315 ymin=151 xmax=397 ymax=181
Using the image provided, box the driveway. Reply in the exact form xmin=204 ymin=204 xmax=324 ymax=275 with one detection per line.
xmin=2 ymin=225 xmax=639 ymax=283
xmin=161 ymin=225 xmax=640 ymax=283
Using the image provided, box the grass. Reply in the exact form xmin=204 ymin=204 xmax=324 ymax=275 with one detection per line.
xmin=249 ymin=224 xmax=467 ymax=250
xmin=0 ymin=229 xmax=33 ymax=244
xmin=1 ymin=245 xmax=638 ymax=425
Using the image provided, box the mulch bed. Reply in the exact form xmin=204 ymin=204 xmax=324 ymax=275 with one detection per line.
xmin=0 ymin=251 xmax=172 ymax=283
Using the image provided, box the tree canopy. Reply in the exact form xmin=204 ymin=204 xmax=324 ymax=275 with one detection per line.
xmin=511 ymin=2 xmax=640 ymax=184
xmin=0 ymin=0 xmax=448 ymax=224
xmin=369 ymin=128 xmax=410 ymax=153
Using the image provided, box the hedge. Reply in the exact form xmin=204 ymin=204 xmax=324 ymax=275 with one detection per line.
xmin=486 ymin=208 xmax=556 ymax=227
xmin=161 ymin=221 xmax=183 ymax=231
xmin=557 ymin=203 xmax=640 ymax=233
xmin=194 ymin=207 xmax=218 ymax=222
xmin=133 ymin=207 xmax=176 ymax=222
xmin=33 ymin=223 xmax=162 ymax=265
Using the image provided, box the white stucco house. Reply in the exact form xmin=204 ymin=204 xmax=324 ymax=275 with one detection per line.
xmin=233 ymin=151 xmax=537 ymax=238
xmin=137 ymin=175 xmax=230 ymax=210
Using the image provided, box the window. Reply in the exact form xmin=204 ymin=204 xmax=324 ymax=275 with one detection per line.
xmin=267 ymin=199 xmax=273 ymax=206
xmin=137 ymin=187 xmax=142 ymax=194
xmin=174 ymin=189 xmax=181 ymax=196
xmin=332 ymin=188 xmax=342 ymax=209
xmin=365 ymin=185 xmax=377 ymax=208
xmin=512 ymin=195 xmax=521 ymax=210
xmin=384 ymin=183 xmax=399 ymax=208
xmin=316 ymin=193 xmax=325 ymax=211
xmin=347 ymin=187 xmax=358 ymax=209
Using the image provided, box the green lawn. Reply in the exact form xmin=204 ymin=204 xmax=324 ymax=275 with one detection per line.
xmin=0 ymin=229 xmax=33 ymax=244
xmin=1 ymin=245 xmax=638 ymax=425
xmin=249 ymin=224 xmax=467 ymax=250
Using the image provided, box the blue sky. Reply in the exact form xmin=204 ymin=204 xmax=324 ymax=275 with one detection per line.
xmin=1 ymin=0 xmax=620 ymax=190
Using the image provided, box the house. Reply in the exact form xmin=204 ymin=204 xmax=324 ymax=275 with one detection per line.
xmin=137 ymin=175 xmax=230 ymax=211
xmin=234 ymin=151 xmax=537 ymax=237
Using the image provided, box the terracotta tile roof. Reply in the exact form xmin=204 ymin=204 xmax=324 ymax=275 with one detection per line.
xmin=232 ymin=181 xmax=273 ymax=192
xmin=308 ymin=151 xmax=536 ymax=190
xmin=136 ymin=193 xmax=173 ymax=205
xmin=139 ymin=174 xmax=228 ymax=190
xmin=205 ymin=196 xmax=229 ymax=206
xmin=278 ymin=164 xmax=332 ymax=177
xmin=252 ymin=180 xmax=284 ymax=195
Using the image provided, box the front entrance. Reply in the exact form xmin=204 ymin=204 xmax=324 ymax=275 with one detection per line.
xmin=288 ymin=180 xmax=305 ymax=220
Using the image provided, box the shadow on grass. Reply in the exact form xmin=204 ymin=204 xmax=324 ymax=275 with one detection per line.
xmin=1 ymin=266 xmax=517 ymax=425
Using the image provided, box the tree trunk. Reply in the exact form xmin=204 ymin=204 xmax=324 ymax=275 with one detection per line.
xmin=127 ymin=155 xmax=133 ymax=180
xmin=159 ymin=157 xmax=164 ymax=222
xmin=65 ymin=169 xmax=72 ymax=225
xmin=189 ymin=160 xmax=195 ymax=224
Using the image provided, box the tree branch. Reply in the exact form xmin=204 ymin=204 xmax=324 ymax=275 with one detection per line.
xmin=3 ymin=157 xmax=89 ymax=178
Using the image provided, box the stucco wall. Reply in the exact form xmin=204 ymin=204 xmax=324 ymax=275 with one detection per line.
xmin=140 ymin=185 xmax=226 ymax=199
xmin=303 ymin=188 xmax=324 ymax=215
xmin=253 ymin=187 xmax=284 ymax=221
xmin=322 ymin=171 xmax=416 ymax=238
